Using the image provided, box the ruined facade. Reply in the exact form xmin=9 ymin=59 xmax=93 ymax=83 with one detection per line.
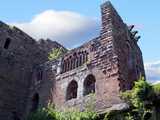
xmin=0 ymin=1 xmax=145 ymax=120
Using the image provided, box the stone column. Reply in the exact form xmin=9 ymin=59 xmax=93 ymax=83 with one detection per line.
xmin=77 ymin=76 xmax=84 ymax=99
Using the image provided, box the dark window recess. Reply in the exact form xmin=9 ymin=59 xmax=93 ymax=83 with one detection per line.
xmin=31 ymin=93 xmax=39 ymax=112
xmin=83 ymin=74 xmax=96 ymax=96
xmin=12 ymin=111 xmax=21 ymax=120
xmin=4 ymin=38 xmax=11 ymax=49
xmin=66 ymin=80 xmax=78 ymax=101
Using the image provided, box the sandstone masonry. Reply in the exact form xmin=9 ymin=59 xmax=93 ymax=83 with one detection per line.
xmin=0 ymin=1 xmax=145 ymax=120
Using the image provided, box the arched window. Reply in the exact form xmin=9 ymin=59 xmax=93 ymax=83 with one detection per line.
xmin=79 ymin=54 xmax=82 ymax=66
xmin=83 ymin=74 xmax=96 ymax=96
xmin=4 ymin=38 xmax=11 ymax=49
xmin=72 ymin=57 xmax=76 ymax=69
xmin=66 ymin=80 xmax=78 ymax=101
xmin=69 ymin=57 xmax=72 ymax=71
xmin=76 ymin=57 xmax=79 ymax=67
xmin=31 ymin=93 xmax=39 ymax=112
xmin=64 ymin=60 xmax=67 ymax=72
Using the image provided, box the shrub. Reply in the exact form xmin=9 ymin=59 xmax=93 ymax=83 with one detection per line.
xmin=48 ymin=48 xmax=64 ymax=61
xmin=28 ymin=104 xmax=99 ymax=120
xmin=121 ymin=77 xmax=160 ymax=120
xmin=153 ymin=83 xmax=160 ymax=95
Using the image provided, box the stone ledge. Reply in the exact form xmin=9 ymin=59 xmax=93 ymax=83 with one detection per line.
xmin=97 ymin=103 xmax=129 ymax=114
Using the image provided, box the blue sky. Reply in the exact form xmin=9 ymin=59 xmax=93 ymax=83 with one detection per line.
xmin=1 ymin=0 xmax=160 ymax=83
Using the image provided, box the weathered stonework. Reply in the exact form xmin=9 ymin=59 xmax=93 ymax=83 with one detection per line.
xmin=0 ymin=1 xmax=145 ymax=120
xmin=0 ymin=22 xmax=65 ymax=120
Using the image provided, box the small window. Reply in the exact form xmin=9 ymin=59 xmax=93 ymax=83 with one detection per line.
xmin=4 ymin=38 xmax=11 ymax=49
xmin=31 ymin=93 xmax=39 ymax=112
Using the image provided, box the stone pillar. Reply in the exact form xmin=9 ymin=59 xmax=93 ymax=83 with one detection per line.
xmin=57 ymin=58 xmax=62 ymax=74
xmin=77 ymin=78 xmax=84 ymax=99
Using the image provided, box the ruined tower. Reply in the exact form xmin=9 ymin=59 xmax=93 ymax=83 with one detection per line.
xmin=0 ymin=23 xmax=65 ymax=119
xmin=28 ymin=1 xmax=145 ymax=114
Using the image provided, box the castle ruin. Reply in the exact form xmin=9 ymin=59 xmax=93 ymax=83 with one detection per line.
xmin=0 ymin=1 xmax=145 ymax=120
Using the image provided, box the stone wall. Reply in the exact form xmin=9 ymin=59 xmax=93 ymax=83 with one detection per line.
xmin=36 ymin=1 xmax=145 ymax=113
xmin=0 ymin=22 xmax=65 ymax=120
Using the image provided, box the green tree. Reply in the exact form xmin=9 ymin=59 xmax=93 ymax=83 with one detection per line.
xmin=152 ymin=83 xmax=160 ymax=119
xmin=48 ymin=47 xmax=64 ymax=61
xmin=121 ymin=78 xmax=160 ymax=120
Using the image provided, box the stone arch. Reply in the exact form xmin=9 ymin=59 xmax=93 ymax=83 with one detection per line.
xmin=83 ymin=74 xmax=96 ymax=96
xmin=66 ymin=80 xmax=78 ymax=101
xmin=31 ymin=93 xmax=39 ymax=112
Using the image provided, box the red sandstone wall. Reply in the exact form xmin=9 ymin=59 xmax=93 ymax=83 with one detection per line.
xmin=50 ymin=1 xmax=145 ymax=112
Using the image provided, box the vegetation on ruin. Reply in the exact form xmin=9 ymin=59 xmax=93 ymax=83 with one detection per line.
xmin=48 ymin=47 xmax=64 ymax=61
xmin=28 ymin=103 xmax=99 ymax=120
xmin=28 ymin=78 xmax=160 ymax=120
xmin=104 ymin=77 xmax=160 ymax=120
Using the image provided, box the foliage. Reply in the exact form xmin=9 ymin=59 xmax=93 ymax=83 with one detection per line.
xmin=27 ymin=104 xmax=57 ymax=120
xmin=84 ymin=93 xmax=96 ymax=112
xmin=48 ymin=47 xmax=64 ymax=61
xmin=153 ymin=83 xmax=160 ymax=95
xmin=120 ymin=77 xmax=160 ymax=120
xmin=28 ymin=103 xmax=99 ymax=120
xmin=56 ymin=110 xmax=99 ymax=120
xmin=121 ymin=77 xmax=153 ymax=108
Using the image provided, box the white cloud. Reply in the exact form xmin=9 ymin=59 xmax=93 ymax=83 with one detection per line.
xmin=144 ymin=61 xmax=160 ymax=84
xmin=11 ymin=10 xmax=100 ymax=48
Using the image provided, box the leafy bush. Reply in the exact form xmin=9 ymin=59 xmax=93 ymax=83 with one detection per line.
xmin=121 ymin=77 xmax=160 ymax=120
xmin=28 ymin=104 xmax=99 ymax=120
xmin=27 ymin=104 xmax=57 ymax=120
xmin=153 ymin=83 xmax=160 ymax=95
xmin=121 ymin=77 xmax=153 ymax=108
xmin=48 ymin=48 xmax=64 ymax=61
